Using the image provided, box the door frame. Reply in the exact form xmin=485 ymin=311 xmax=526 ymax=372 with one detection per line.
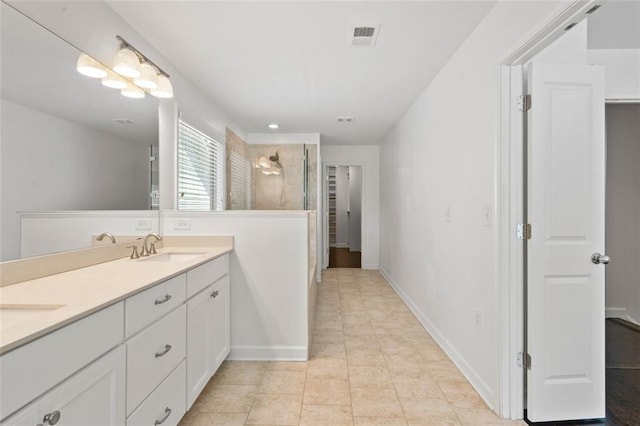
xmin=496 ymin=0 xmax=604 ymax=419
xmin=322 ymin=162 xmax=366 ymax=269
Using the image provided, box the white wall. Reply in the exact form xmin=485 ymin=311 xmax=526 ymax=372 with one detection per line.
xmin=588 ymin=49 xmax=640 ymax=101
xmin=321 ymin=144 xmax=379 ymax=269
xmin=379 ymin=1 xmax=574 ymax=412
xmin=605 ymin=104 xmax=640 ymax=325
xmin=1 ymin=100 xmax=149 ymax=261
xmin=20 ymin=211 xmax=159 ymax=258
xmin=349 ymin=166 xmax=362 ymax=252
xmin=335 ymin=166 xmax=350 ymax=247
xmin=160 ymin=211 xmax=311 ymax=360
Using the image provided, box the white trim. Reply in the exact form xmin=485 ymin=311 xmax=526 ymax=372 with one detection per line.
xmin=335 ymin=243 xmax=349 ymax=248
xmin=247 ymin=133 xmax=320 ymax=145
xmin=380 ymin=267 xmax=496 ymax=408
xmin=605 ymin=307 xmax=627 ymax=319
xmin=322 ymin=162 xmax=366 ymax=270
xmin=19 ymin=210 xmax=158 ymax=218
xmin=228 ymin=345 xmax=308 ymax=361
xmin=497 ymin=0 xmax=603 ymax=419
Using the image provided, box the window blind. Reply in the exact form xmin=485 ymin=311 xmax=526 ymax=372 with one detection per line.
xmin=177 ymin=120 xmax=224 ymax=210
xmin=229 ymin=151 xmax=252 ymax=210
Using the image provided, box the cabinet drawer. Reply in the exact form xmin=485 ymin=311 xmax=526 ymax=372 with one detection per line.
xmin=186 ymin=254 xmax=228 ymax=298
xmin=0 ymin=303 xmax=124 ymax=421
xmin=127 ymin=361 xmax=185 ymax=426
xmin=125 ymin=274 xmax=186 ymax=337
xmin=126 ymin=305 xmax=186 ymax=415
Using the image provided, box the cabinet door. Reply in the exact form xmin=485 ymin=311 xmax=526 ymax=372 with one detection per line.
xmin=186 ymin=285 xmax=215 ymax=409
xmin=0 ymin=403 xmax=39 ymax=425
xmin=211 ymin=275 xmax=230 ymax=373
xmin=37 ymin=346 xmax=126 ymax=426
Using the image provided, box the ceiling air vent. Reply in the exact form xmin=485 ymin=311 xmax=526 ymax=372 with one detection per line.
xmin=337 ymin=116 xmax=354 ymax=123
xmin=347 ymin=24 xmax=380 ymax=47
xmin=112 ymin=119 xmax=134 ymax=125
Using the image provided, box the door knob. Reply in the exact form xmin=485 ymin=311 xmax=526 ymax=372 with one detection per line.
xmin=591 ymin=253 xmax=611 ymax=265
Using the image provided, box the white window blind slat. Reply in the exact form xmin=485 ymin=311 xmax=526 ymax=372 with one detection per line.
xmin=229 ymin=151 xmax=252 ymax=210
xmin=177 ymin=119 xmax=224 ymax=210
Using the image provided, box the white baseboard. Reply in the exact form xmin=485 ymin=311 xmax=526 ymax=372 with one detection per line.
xmin=228 ymin=345 xmax=308 ymax=361
xmin=379 ymin=267 xmax=498 ymax=413
xmin=361 ymin=263 xmax=378 ymax=270
xmin=335 ymin=243 xmax=349 ymax=248
xmin=605 ymin=307 xmax=627 ymax=319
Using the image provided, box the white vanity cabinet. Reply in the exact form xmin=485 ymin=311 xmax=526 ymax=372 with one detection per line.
xmin=1 ymin=346 xmax=126 ymax=426
xmin=0 ymin=252 xmax=231 ymax=426
xmin=186 ymin=259 xmax=230 ymax=408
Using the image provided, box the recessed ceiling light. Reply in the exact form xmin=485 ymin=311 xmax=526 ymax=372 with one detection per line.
xmin=268 ymin=123 xmax=279 ymax=129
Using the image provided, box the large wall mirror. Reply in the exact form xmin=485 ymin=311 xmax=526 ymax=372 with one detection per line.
xmin=1 ymin=3 xmax=159 ymax=261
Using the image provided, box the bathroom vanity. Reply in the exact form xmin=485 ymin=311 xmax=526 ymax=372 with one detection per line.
xmin=0 ymin=237 xmax=232 ymax=426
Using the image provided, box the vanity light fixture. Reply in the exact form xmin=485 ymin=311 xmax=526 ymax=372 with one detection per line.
xmin=101 ymin=69 xmax=128 ymax=89
xmin=268 ymin=123 xmax=279 ymax=129
xmin=76 ymin=53 xmax=107 ymax=78
xmin=121 ymin=82 xmax=145 ymax=99
xmin=114 ymin=35 xmax=173 ymax=99
xmin=150 ymin=75 xmax=174 ymax=99
xmin=257 ymin=156 xmax=271 ymax=168
xmin=134 ymin=63 xmax=158 ymax=89
xmin=112 ymin=48 xmax=141 ymax=78
xmin=256 ymin=152 xmax=283 ymax=175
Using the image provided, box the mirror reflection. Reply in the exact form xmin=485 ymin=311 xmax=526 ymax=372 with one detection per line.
xmin=0 ymin=3 xmax=159 ymax=261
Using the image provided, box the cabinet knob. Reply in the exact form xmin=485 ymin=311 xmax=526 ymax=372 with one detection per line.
xmin=43 ymin=411 xmax=61 ymax=425
xmin=211 ymin=290 xmax=219 ymax=298
xmin=154 ymin=407 xmax=172 ymax=425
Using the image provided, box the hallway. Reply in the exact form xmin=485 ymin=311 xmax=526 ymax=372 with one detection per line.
xmin=179 ymin=269 xmax=524 ymax=425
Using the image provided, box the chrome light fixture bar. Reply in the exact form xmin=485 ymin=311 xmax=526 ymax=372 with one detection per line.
xmin=115 ymin=35 xmax=170 ymax=80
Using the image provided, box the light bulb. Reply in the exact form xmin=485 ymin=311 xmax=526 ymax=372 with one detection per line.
xmin=77 ymin=53 xmax=107 ymax=78
xmin=113 ymin=48 xmax=141 ymax=78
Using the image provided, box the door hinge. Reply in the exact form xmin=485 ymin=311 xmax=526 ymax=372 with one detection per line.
xmin=517 ymin=352 xmax=532 ymax=370
xmin=517 ymin=94 xmax=531 ymax=112
xmin=517 ymin=223 xmax=532 ymax=240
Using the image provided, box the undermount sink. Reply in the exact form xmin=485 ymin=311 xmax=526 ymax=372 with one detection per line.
xmin=0 ymin=304 xmax=65 ymax=328
xmin=139 ymin=252 xmax=205 ymax=263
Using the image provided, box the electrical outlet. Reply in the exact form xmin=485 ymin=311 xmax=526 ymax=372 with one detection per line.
xmin=483 ymin=206 xmax=492 ymax=227
xmin=135 ymin=219 xmax=152 ymax=230
xmin=475 ymin=310 xmax=482 ymax=328
xmin=174 ymin=219 xmax=191 ymax=230
xmin=444 ymin=206 xmax=452 ymax=223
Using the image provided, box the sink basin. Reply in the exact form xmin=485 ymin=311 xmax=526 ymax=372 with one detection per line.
xmin=140 ymin=252 xmax=205 ymax=263
xmin=0 ymin=304 xmax=65 ymax=328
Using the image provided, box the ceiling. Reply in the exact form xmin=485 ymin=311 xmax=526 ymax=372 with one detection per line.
xmin=587 ymin=1 xmax=640 ymax=50
xmin=107 ymin=1 xmax=496 ymax=145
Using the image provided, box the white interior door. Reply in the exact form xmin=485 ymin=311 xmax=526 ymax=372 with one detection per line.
xmin=527 ymin=62 xmax=606 ymax=422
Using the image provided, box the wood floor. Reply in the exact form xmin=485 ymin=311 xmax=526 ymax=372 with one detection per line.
xmin=329 ymin=247 xmax=361 ymax=269
xmin=605 ymin=318 xmax=640 ymax=426
xmin=528 ymin=319 xmax=640 ymax=425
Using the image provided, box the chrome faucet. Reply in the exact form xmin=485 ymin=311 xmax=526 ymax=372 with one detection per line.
xmin=96 ymin=232 xmax=116 ymax=244
xmin=141 ymin=233 xmax=163 ymax=257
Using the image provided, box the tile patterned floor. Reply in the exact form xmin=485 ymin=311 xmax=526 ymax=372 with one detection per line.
xmin=179 ymin=269 xmax=525 ymax=426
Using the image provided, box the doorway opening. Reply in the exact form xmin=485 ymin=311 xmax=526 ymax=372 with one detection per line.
xmin=325 ymin=165 xmax=362 ymax=268
xmin=603 ymin=102 xmax=640 ymax=425
xmin=498 ymin=0 xmax=640 ymax=422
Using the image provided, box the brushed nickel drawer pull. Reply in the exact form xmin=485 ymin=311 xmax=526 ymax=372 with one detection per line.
xmin=154 ymin=294 xmax=172 ymax=305
xmin=154 ymin=407 xmax=172 ymax=425
xmin=155 ymin=344 xmax=172 ymax=358
xmin=42 ymin=411 xmax=61 ymax=425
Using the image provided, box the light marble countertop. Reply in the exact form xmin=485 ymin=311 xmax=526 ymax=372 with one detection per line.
xmin=0 ymin=244 xmax=232 ymax=355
